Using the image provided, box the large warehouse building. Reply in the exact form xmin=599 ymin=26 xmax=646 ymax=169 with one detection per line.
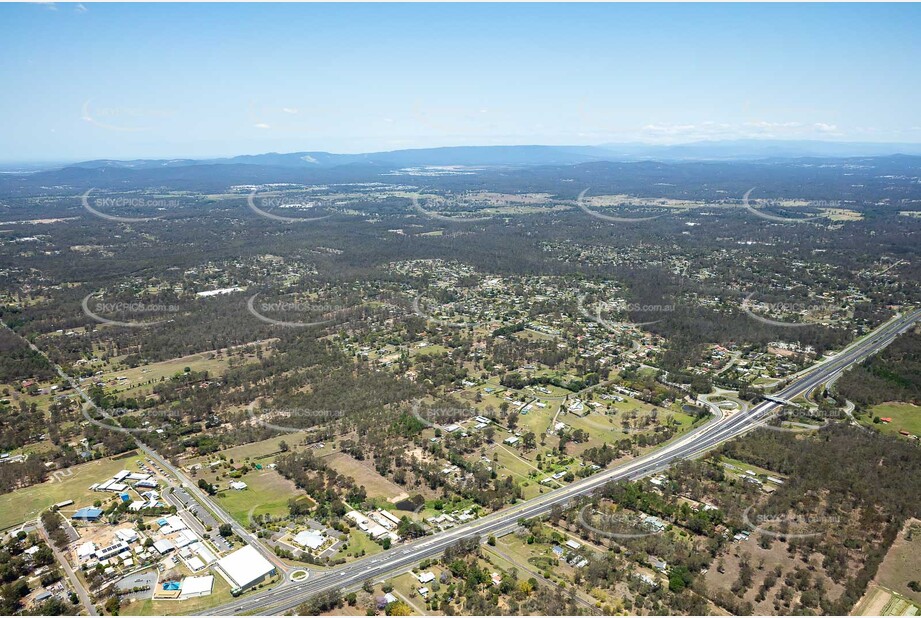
xmin=213 ymin=545 xmax=276 ymax=591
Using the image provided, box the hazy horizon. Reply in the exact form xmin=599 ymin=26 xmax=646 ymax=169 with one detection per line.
xmin=2 ymin=3 xmax=920 ymax=161
xmin=8 ymin=137 xmax=921 ymax=168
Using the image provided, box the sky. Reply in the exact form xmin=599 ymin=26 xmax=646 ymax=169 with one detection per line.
xmin=2 ymin=2 xmax=920 ymax=162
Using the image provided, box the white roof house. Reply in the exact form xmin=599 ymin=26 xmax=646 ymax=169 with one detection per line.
xmin=95 ymin=541 xmax=129 ymax=560
xmin=293 ymin=531 xmax=327 ymax=551
xmin=214 ymin=545 xmax=276 ymax=591
xmin=378 ymin=510 xmax=401 ymax=526
xmin=190 ymin=542 xmax=216 ymax=566
xmin=76 ymin=542 xmax=96 ymax=559
xmin=115 ymin=528 xmax=139 ymax=543
xmin=153 ymin=539 xmax=175 ymax=555
xmin=175 ymin=529 xmax=198 ymax=548
xmin=186 ymin=556 xmax=205 ymax=572
xmin=345 ymin=511 xmax=389 ymax=539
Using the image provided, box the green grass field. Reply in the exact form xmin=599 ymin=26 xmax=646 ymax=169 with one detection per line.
xmin=213 ymin=469 xmax=304 ymax=525
xmin=490 ymin=443 xmax=540 ymax=480
xmin=388 ymin=571 xmax=439 ymax=614
xmin=193 ymin=431 xmax=310 ymax=466
xmin=411 ymin=344 xmax=449 ymax=357
xmin=0 ymin=453 xmax=144 ymax=530
xmin=870 ymin=402 xmax=921 ymax=437
xmin=340 ymin=527 xmax=383 ymax=560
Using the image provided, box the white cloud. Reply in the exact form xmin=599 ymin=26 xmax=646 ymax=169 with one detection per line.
xmin=634 ymin=119 xmax=852 ymax=142
xmin=745 ymin=121 xmax=803 ymax=129
xmin=640 ymin=122 xmax=735 ymax=141
xmin=254 ymin=123 xmax=271 ymax=129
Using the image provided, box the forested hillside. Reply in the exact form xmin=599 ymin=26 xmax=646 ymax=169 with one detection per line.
xmin=839 ymin=330 xmax=921 ymax=406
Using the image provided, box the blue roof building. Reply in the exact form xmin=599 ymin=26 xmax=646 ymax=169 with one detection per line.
xmin=72 ymin=507 xmax=103 ymax=521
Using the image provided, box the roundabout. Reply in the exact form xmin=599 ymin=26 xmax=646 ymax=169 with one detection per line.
xmin=289 ymin=569 xmax=310 ymax=583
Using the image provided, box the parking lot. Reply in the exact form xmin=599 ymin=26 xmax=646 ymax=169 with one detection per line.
xmin=115 ymin=568 xmax=157 ymax=602
xmin=166 ymin=487 xmax=232 ymax=553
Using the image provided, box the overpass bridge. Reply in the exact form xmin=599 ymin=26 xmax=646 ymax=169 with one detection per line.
xmin=763 ymin=394 xmax=796 ymax=406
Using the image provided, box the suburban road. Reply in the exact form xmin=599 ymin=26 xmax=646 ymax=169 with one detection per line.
xmin=210 ymin=308 xmax=921 ymax=616
xmin=0 ymin=321 xmax=289 ymax=581
xmin=36 ymin=516 xmax=99 ymax=616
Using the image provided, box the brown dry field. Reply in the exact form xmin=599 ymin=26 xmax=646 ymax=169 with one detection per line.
xmin=322 ymin=451 xmax=410 ymax=501
xmin=704 ymin=535 xmax=846 ymax=614
xmin=870 ymin=518 xmax=921 ymax=606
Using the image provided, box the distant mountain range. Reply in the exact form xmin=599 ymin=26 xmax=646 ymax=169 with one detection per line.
xmin=64 ymin=140 xmax=921 ymax=172
xmin=68 ymin=145 xmax=612 ymax=170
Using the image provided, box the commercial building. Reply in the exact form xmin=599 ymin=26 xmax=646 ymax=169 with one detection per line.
xmin=293 ymin=530 xmax=327 ymax=552
xmin=72 ymin=507 xmax=103 ymax=521
xmin=179 ymin=575 xmax=214 ymax=599
xmin=214 ymin=545 xmax=276 ymax=591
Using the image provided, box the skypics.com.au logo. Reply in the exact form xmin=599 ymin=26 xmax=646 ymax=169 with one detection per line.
xmin=246 ymin=294 xmax=345 ymax=328
xmin=576 ymin=189 xmax=665 ymax=223
xmin=80 ymin=404 xmax=186 ymax=436
xmin=246 ymin=407 xmax=345 ymax=434
xmin=578 ymin=504 xmax=668 ymax=540
xmin=741 ymin=189 xmax=823 ymax=224
xmin=81 ymin=189 xmax=176 ymax=223
xmin=82 ymin=292 xmax=180 ymax=328
xmin=412 ymin=292 xmax=486 ymax=329
xmin=741 ymin=292 xmax=839 ymax=328
xmin=742 ymin=505 xmax=840 ymax=540
xmin=577 ymin=293 xmax=673 ymax=330
xmin=81 ymin=100 xmax=174 ymax=133
xmin=754 ymin=406 xmax=846 ymax=434
xmin=411 ymin=195 xmax=493 ymax=223
xmin=247 ymin=188 xmax=332 ymax=223
xmin=409 ymin=401 xmax=480 ymax=430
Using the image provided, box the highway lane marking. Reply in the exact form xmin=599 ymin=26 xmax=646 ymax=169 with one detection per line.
xmin=216 ymin=310 xmax=920 ymax=615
